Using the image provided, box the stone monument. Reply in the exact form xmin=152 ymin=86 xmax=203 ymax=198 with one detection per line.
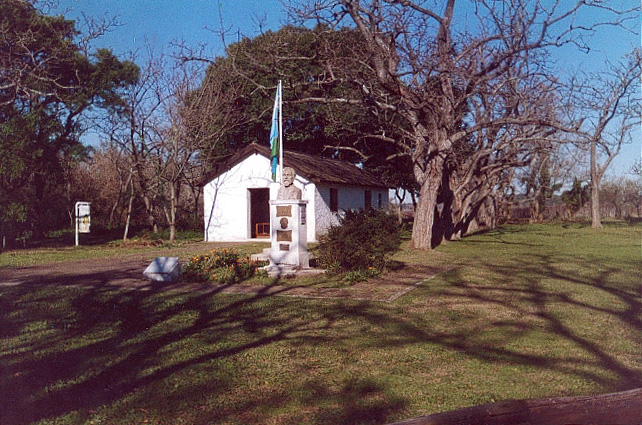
xmin=267 ymin=167 xmax=309 ymax=275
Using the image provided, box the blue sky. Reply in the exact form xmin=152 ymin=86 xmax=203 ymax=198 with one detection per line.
xmin=53 ymin=0 xmax=286 ymax=58
xmin=52 ymin=0 xmax=640 ymax=178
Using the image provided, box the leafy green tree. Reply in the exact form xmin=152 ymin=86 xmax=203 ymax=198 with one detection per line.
xmin=520 ymin=152 xmax=564 ymax=221
xmin=561 ymin=178 xmax=589 ymax=219
xmin=0 ymin=0 xmax=138 ymax=242
xmin=187 ymin=25 xmax=404 ymax=162
xmin=184 ymin=24 xmax=420 ymax=222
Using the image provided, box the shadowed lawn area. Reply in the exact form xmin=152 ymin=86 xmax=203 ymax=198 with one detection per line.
xmin=1 ymin=222 xmax=640 ymax=424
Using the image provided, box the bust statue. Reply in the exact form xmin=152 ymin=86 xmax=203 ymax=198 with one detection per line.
xmin=277 ymin=167 xmax=302 ymax=200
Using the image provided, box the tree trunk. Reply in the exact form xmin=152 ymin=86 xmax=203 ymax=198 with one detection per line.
xmin=140 ymin=185 xmax=158 ymax=233
xmin=590 ymin=178 xmax=602 ymax=228
xmin=412 ymin=156 xmax=445 ymax=249
xmin=109 ymin=170 xmax=126 ymax=228
xmin=440 ymin=163 xmax=496 ymax=242
xmin=123 ymin=173 xmax=134 ymax=241
xmin=130 ymin=121 xmax=158 ymax=234
xmin=169 ymin=183 xmax=177 ymax=243
xmin=590 ymin=139 xmax=602 ymax=228
xmin=433 ymin=165 xmax=456 ymax=244
xmin=163 ymin=181 xmax=178 ymax=243
xmin=394 ymin=188 xmax=406 ymax=224
xmin=531 ymin=195 xmax=541 ymax=222
xmin=412 ymin=182 xmax=438 ymax=249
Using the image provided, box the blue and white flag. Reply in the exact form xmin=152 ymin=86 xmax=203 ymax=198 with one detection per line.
xmin=269 ymin=82 xmax=281 ymax=181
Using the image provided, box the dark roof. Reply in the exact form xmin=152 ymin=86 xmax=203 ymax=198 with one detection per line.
xmin=200 ymin=143 xmax=389 ymax=188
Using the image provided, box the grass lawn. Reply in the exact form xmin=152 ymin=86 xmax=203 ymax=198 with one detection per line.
xmin=0 ymin=230 xmax=214 ymax=269
xmin=1 ymin=222 xmax=640 ymax=424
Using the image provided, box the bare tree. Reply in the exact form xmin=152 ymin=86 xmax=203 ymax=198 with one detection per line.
xmin=96 ymin=48 xmax=169 ymax=238
xmin=438 ymin=56 xmax=563 ymax=240
xmin=150 ymin=40 xmax=258 ymax=242
xmin=283 ymin=0 xmax=636 ymax=248
xmin=90 ymin=37 xmax=248 ymax=242
xmin=621 ymin=178 xmax=642 ymax=218
xmin=152 ymin=59 xmax=206 ymax=243
xmin=598 ymin=176 xmax=642 ymax=219
xmin=86 ymin=145 xmax=132 ymax=229
xmin=568 ymin=49 xmax=641 ymax=228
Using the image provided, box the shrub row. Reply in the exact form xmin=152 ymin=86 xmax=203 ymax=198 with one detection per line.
xmin=182 ymin=248 xmax=266 ymax=284
xmin=316 ymin=209 xmax=400 ymax=282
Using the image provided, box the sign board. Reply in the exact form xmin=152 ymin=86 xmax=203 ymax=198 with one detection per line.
xmin=75 ymin=201 xmax=91 ymax=246
xmin=76 ymin=202 xmax=91 ymax=233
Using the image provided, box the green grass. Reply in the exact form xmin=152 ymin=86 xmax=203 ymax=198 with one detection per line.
xmin=1 ymin=222 xmax=640 ymax=424
xmin=0 ymin=228 xmax=207 ymax=268
xmin=0 ymin=239 xmax=269 ymax=269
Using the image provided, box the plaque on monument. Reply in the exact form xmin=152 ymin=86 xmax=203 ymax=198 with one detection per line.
xmin=276 ymin=205 xmax=292 ymax=217
xmin=277 ymin=230 xmax=292 ymax=241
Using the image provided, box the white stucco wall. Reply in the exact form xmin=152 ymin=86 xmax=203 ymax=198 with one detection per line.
xmin=203 ymin=154 xmax=318 ymax=242
xmin=204 ymin=154 xmax=270 ymax=241
xmin=314 ymin=185 xmax=390 ymax=238
xmin=314 ymin=186 xmax=340 ymax=237
xmin=203 ymin=152 xmax=390 ymax=242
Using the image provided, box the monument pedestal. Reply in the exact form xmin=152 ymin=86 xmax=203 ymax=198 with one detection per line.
xmin=266 ymin=199 xmax=309 ymax=276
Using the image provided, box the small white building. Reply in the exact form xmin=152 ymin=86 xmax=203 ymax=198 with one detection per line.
xmin=202 ymin=144 xmax=390 ymax=242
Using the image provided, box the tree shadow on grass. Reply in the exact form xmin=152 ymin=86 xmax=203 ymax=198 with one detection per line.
xmin=0 ymin=275 xmax=408 ymax=425
xmin=450 ymin=225 xmax=546 ymax=248
xmin=0 ymin=251 xmax=640 ymax=425
xmin=410 ymin=253 xmax=642 ymax=391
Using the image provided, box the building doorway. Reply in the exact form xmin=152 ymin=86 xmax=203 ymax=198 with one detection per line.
xmin=249 ymin=188 xmax=270 ymax=238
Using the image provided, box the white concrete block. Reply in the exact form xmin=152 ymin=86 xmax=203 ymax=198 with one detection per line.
xmin=143 ymin=257 xmax=181 ymax=282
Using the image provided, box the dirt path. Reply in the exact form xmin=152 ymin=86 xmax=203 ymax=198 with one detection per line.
xmin=0 ymin=250 xmax=448 ymax=303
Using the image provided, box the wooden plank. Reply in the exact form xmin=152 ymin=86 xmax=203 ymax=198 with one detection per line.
xmin=388 ymin=389 xmax=642 ymax=425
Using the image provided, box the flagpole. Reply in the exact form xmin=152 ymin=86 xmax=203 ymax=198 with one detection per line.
xmin=278 ymin=80 xmax=283 ymax=183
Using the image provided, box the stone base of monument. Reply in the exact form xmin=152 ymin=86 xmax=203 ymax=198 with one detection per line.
xmin=143 ymin=257 xmax=181 ymax=282
xmin=252 ymin=248 xmax=317 ymax=266
xmin=253 ymin=248 xmax=322 ymax=277
xmin=262 ymin=263 xmax=325 ymax=278
xmin=263 ymin=263 xmax=299 ymax=278
xmin=250 ymin=248 xmax=271 ymax=262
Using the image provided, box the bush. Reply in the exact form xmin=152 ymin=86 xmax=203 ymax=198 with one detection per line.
xmin=182 ymin=248 xmax=267 ymax=284
xmin=342 ymin=267 xmax=381 ymax=284
xmin=316 ymin=209 xmax=400 ymax=276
